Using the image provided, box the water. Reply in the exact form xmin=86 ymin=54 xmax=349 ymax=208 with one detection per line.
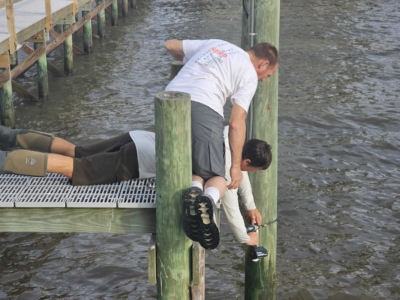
xmin=1 ymin=0 xmax=399 ymax=299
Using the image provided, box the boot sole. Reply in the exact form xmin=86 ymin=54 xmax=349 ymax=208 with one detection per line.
xmin=183 ymin=187 xmax=202 ymax=242
xmin=195 ymin=195 xmax=219 ymax=249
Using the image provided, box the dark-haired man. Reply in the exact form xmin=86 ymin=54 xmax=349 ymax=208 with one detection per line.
xmin=164 ymin=39 xmax=279 ymax=249
xmin=0 ymin=125 xmax=271 ymax=246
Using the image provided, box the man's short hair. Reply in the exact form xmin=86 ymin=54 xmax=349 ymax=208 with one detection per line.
xmin=250 ymin=42 xmax=279 ymax=68
xmin=242 ymin=139 xmax=272 ymax=170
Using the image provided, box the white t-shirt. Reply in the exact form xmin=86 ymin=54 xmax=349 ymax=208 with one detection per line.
xmin=128 ymin=131 xmax=156 ymax=179
xmin=165 ymin=39 xmax=258 ymax=117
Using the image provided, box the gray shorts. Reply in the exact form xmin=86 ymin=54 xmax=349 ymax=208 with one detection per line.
xmin=191 ymin=102 xmax=225 ymax=181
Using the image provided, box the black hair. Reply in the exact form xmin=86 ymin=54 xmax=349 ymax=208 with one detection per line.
xmin=242 ymin=139 xmax=272 ymax=170
xmin=249 ymin=42 xmax=280 ymax=68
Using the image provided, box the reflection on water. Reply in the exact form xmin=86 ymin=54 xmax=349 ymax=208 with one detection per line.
xmin=1 ymin=0 xmax=399 ymax=299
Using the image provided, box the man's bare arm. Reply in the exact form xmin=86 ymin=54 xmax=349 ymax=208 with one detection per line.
xmin=164 ymin=40 xmax=184 ymax=61
xmin=227 ymin=103 xmax=247 ymax=189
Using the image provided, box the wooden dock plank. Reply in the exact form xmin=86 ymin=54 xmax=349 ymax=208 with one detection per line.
xmin=0 ymin=207 xmax=156 ymax=233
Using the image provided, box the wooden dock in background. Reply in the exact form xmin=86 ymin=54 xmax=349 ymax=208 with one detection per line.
xmin=0 ymin=0 xmax=136 ymax=127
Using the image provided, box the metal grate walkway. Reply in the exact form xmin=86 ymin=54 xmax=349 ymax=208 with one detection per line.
xmin=0 ymin=174 xmax=156 ymax=208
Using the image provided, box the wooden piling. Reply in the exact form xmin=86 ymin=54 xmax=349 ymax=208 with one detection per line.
xmin=82 ymin=11 xmax=93 ymax=53
xmin=97 ymin=6 xmax=106 ymax=38
xmin=34 ymin=42 xmax=49 ymax=101
xmin=9 ymin=51 xmax=18 ymax=70
xmin=54 ymin=24 xmax=62 ymax=33
xmin=154 ymin=91 xmax=192 ymax=300
xmin=111 ymin=0 xmax=118 ymax=26
xmin=169 ymin=61 xmax=184 ymax=80
xmin=63 ymin=24 xmax=73 ymax=75
xmin=122 ymin=0 xmax=128 ymax=17
xmin=0 ymin=68 xmax=14 ymax=127
xmin=129 ymin=0 xmax=136 ymax=9
xmin=243 ymin=0 xmax=280 ymax=299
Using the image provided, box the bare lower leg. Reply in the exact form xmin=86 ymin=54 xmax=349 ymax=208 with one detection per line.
xmin=204 ymin=176 xmax=226 ymax=199
xmin=192 ymin=175 xmax=205 ymax=186
xmin=50 ymin=137 xmax=76 ymax=158
xmin=47 ymin=153 xmax=74 ymax=179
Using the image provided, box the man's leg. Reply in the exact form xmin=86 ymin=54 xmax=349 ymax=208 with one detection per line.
xmin=71 ymin=141 xmax=139 ymax=185
xmin=183 ymin=102 xmax=225 ymax=249
xmin=50 ymin=137 xmax=76 ymax=158
xmin=74 ymin=133 xmax=133 ymax=158
xmin=47 ymin=154 xmax=73 ymax=178
xmin=0 ymin=140 xmax=138 ymax=186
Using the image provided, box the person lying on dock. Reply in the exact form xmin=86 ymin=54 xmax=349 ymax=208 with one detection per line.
xmin=164 ymin=39 xmax=279 ymax=250
xmin=0 ymin=125 xmax=271 ymax=247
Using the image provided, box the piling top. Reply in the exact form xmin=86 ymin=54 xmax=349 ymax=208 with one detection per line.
xmin=155 ymin=91 xmax=190 ymax=101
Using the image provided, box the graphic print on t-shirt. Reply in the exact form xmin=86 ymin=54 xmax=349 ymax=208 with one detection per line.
xmin=195 ymin=41 xmax=239 ymax=69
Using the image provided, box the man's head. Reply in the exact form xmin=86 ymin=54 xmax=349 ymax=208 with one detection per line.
xmin=240 ymin=139 xmax=272 ymax=172
xmin=247 ymin=42 xmax=279 ymax=82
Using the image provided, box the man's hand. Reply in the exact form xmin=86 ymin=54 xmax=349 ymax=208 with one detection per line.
xmin=246 ymin=209 xmax=262 ymax=226
xmin=246 ymin=231 xmax=258 ymax=246
xmin=227 ymin=167 xmax=243 ymax=189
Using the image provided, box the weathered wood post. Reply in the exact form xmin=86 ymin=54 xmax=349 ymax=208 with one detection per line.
xmin=33 ymin=30 xmax=49 ymax=101
xmin=169 ymin=61 xmax=184 ymax=80
xmin=111 ymin=0 xmax=118 ymax=26
xmin=242 ymin=0 xmax=280 ymax=299
xmin=154 ymin=91 xmax=192 ymax=299
xmin=0 ymin=53 xmax=15 ymax=127
xmin=63 ymin=24 xmax=73 ymax=75
xmin=82 ymin=10 xmax=93 ymax=53
xmin=54 ymin=24 xmax=62 ymax=33
xmin=9 ymin=51 xmax=18 ymax=70
xmin=97 ymin=3 xmax=106 ymax=38
xmin=122 ymin=0 xmax=128 ymax=17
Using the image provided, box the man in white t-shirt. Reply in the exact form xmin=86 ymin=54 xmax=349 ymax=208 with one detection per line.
xmin=0 ymin=125 xmax=271 ymax=245
xmin=164 ymin=39 xmax=279 ymax=249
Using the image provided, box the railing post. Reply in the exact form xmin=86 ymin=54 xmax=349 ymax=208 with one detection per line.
xmin=5 ymin=0 xmax=17 ymax=54
xmin=45 ymin=0 xmax=52 ymax=32
xmin=154 ymin=91 xmax=192 ymax=299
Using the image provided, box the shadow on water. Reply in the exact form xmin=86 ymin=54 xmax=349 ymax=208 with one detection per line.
xmin=1 ymin=0 xmax=399 ymax=299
